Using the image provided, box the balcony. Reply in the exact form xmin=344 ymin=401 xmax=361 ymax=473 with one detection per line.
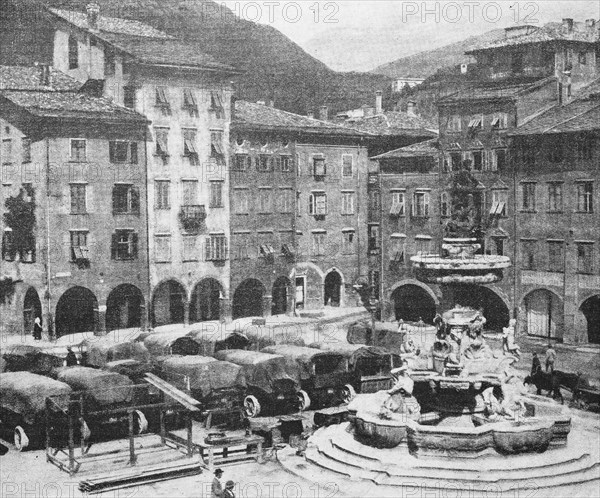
xmin=179 ymin=205 xmax=206 ymax=233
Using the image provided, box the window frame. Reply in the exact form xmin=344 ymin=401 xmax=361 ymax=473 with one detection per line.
xmin=210 ymin=181 xmax=224 ymax=208
xmin=68 ymin=35 xmax=79 ymax=70
xmin=547 ymin=240 xmax=565 ymax=272
xmin=112 ymin=184 xmax=140 ymax=215
xmin=308 ymin=191 xmax=327 ymax=216
xmin=113 ymin=230 xmax=138 ymax=261
xmin=547 ymin=182 xmax=563 ymax=213
xmin=520 ymin=182 xmax=537 ymax=212
xmin=341 ymin=191 xmax=355 ymax=215
xmin=521 ymin=239 xmax=537 ymax=270
xmin=341 ymin=229 xmax=356 ymax=255
xmin=390 ymin=191 xmax=406 ymax=217
xmin=576 ymin=242 xmax=594 ymax=274
xmin=341 ymin=154 xmax=353 ymax=177
xmin=412 ymin=190 xmax=431 ymax=218
xmin=154 ymin=234 xmax=172 ymax=263
xmin=70 ymin=139 xmax=87 ymax=162
xmin=311 ymin=231 xmax=326 ymax=256
xmin=155 ymin=180 xmax=170 ymax=210
xmin=258 ymin=187 xmax=273 ymax=214
xmin=576 ymin=181 xmax=594 ymax=213
xmin=69 ymin=230 xmax=89 ymax=262
xmin=70 ymin=183 xmax=87 ymax=215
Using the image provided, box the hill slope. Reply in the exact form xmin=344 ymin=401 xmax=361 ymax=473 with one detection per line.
xmin=13 ymin=0 xmax=392 ymax=115
xmin=371 ymin=29 xmax=505 ymax=79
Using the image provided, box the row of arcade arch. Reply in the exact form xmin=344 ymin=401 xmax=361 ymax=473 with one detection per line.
xmin=389 ymin=282 xmax=599 ymax=344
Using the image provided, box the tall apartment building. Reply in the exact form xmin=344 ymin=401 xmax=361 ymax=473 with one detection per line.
xmin=1 ymin=2 xmax=240 ymax=329
xmin=1 ymin=65 xmax=148 ymax=337
xmin=372 ymin=19 xmax=599 ymax=344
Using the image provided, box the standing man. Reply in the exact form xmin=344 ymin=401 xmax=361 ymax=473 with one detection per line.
xmin=211 ymin=468 xmax=224 ymax=498
xmin=223 ymin=481 xmax=236 ymax=498
xmin=531 ymin=352 xmax=541 ymax=376
xmin=545 ymin=344 xmax=557 ymax=373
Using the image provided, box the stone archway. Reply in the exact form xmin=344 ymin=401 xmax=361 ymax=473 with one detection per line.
xmin=580 ymin=295 xmax=600 ymax=344
xmin=23 ymin=286 xmax=42 ymax=336
xmin=55 ymin=286 xmax=98 ymax=337
xmin=451 ymin=285 xmax=510 ymax=333
xmin=190 ymin=279 xmax=222 ymax=323
xmin=522 ymin=289 xmax=563 ymax=339
xmin=151 ymin=280 xmax=187 ymax=327
xmin=391 ymin=284 xmax=437 ymax=324
xmin=324 ymin=270 xmax=342 ymax=307
xmin=272 ymin=277 xmax=290 ymax=316
xmin=106 ymin=284 xmax=144 ymax=331
xmin=232 ymin=279 xmax=266 ymax=320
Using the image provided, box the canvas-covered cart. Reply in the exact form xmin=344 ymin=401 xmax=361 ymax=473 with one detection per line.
xmin=214 ymin=350 xmax=302 ymax=417
xmin=262 ymin=345 xmax=356 ymax=409
xmin=84 ymin=337 xmax=150 ymax=368
xmin=222 ymin=329 xmax=305 ymax=352
xmin=1 ymin=344 xmax=70 ymax=374
xmin=309 ymin=342 xmax=401 ymax=393
xmin=53 ymin=366 xmax=149 ymax=439
xmin=0 ymin=371 xmax=73 ymax=450
xmin=160 ymin=355 xmax=247 ymax=426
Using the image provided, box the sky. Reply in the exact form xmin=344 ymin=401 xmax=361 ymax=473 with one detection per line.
xmin=221 ymin=0 xmax=600 ymax=71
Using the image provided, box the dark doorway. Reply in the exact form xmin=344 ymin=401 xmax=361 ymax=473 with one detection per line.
xmin=453 ymin=285 xmax=510 ymax=333
xmin=232 ymin=279 xmax=265 ymax=319
xmin=581 ymin=296 xmax=600 ymax=344
xmin=23 ymin=286 xmax=42 ymax=336
xmin=190 ymin=279 xmax=222 ymax=322
xmin=55 ymin=286 xmax=98 ymax=337
xmin=151 ymin=280 xmax=186 ymax=327
xmin=392 ymin=284 xmax=436 ymax=324
xmin=324 ymin=270 xmax=342 ymax=306
xmin=272 ymin=277 xmax=290 ymax=316
xmin=106 ymin=284 xmax=144 ymax=331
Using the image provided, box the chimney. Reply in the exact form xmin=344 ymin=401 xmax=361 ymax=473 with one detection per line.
xmin=375 ymin=91 xmax=383 ymax=114
xmin=406 ymin=101 xmax=417 ymax=117
xmin=86 ymin=3 xmax=100 ymax=32
xmin=307 ymin=110 xmax=314 ymax=119
xmin=319 ymin=105 xmax=329 ymax=121
xmin=562 ymin=18 xmax=574 ymax=33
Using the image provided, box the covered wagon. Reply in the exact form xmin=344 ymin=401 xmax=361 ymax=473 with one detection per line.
xmin=53 ymin=367 xmax=148 ymax=439
xmin=214 ymin=349 xmax=302 ymax=417
xmin=84 ymin=337 xmax=150 ymax=368
xmin=262 ymin=345 xmax=356 ymax=409
xmin=309 ymin=342 xmax=401 ymax=393
xmin=0 ymin=372 xmax=73 ymax=450
xmin=160 ymin=355 xmax=246 ymax=424
xmin=1 ymin=344 xmax=67 ymax=375
xmin=223 ymin=328 xmax=305 ymax=352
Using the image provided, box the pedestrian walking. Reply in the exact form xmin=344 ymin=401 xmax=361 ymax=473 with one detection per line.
xmin=33 ymin=316 xmax=42 ymax=340
xmin=531 ymin=352 xmax=541 ymax=375
xmin=223 ymin=480 xmax=235 ymax=498
xmin=211 ymin=468 xmax=224 ymax=498
xmin=545 ymin=344 xmax=556 ymax=373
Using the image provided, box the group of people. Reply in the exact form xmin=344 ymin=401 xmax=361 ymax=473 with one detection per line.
xmin=211 ymin=468 xmax=236 ymax=498
xmin=531 ymin=344 xmax=557 ymax=375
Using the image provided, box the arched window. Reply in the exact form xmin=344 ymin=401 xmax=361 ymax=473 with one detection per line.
xmin=68 ymin=36 xmax=79 ymax=70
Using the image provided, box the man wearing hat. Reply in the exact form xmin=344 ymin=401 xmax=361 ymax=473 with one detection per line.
xmin=211 ymin=468 xmax=224 ymax=498
xmin=65 ymin=347 xmax=78 ymax=367
xmin=223 ymin=480 xmax=236 ymax=498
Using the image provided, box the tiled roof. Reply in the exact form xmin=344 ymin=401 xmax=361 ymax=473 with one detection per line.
xmin=344 ymin=111 xmax=437 ymax=137
xmin=372 ymin=139 xmax=439 ymax=159
xmin=49 ymin=8 xmax=171 ymax=39
xmin=233 ymin=100 xmax=371 ymax=137
xmin=438 ymin=77 xmax=552 ymax=103
xmin=1 ymin=90 xmax=147 ymax=123
xmin=467 ymin=21 xmax=600 ymax=53
xmin=510 ymin=97 xmax=600 ymax=135
xmin=0 ymin=65 xmax=82 ymax=92
xmin=99 ymin=34 xmax=239 ymax=72
xmin=48 ymin=9 xmax=239 ymax=73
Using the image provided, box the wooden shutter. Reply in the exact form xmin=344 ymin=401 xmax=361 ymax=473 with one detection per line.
xmin=111 ymin=233 xmax=118 ymax=260
xmin=132 ymin=233 xmax=139 ymax=259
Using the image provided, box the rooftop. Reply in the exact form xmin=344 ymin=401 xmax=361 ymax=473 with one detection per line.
xmin=343 ymin=111 xmax=437 ymax=137
xmin=48 ymin=8 xmax=239 ymax=74
xmin=233 ymin=100 xmax=371 ymax=137
xmin=467 ymin=20 xmax=600 ymax=53
xmin=49 ymin=8 xmax=172 ymax=39
xmin=372 ymin=138 xmax=439 ymax=159
xmin=0 ymin=65 xmax=82 ymax=92
xmin=438 ymin=77 xmax=553 ymax=104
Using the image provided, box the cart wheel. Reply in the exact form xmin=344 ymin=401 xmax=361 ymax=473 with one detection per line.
xmin=244 ymin=395 xmax=261 ymax=418
xmin=298 ymin=390 xmax=311 ymax=411
xmin=14 ymin=426 xmax=29 ymax=451
xmin=134 ymin=410 xmax=149 ymax=434
xmin=81 ymin=419 xmax=92 ymax=441
xmin=341 ymin=384 xmax=357 ymax=403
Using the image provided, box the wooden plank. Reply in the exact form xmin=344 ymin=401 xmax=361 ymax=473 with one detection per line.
xmin=144 ymin=374 xmax=201 ymax=411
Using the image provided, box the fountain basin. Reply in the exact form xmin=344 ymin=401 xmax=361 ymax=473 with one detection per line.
xmin=492 ymin=419 xmax=554 ymax=454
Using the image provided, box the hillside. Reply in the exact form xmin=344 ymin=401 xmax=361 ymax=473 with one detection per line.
xmin=12 ymin=0 xmax=392 ymax=115
xmin=371 ymin=29 xmax=505 ymax=79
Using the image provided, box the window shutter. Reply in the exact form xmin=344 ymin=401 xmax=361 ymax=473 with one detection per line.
xmin=223 ymin=237 xmax=228 ymax=260
xmin=131 ymin=187 xmax=140 ymax=214
xmin=109 ymin=141 xmax=116 ymax=163
xmin=411 ymin=195 xmax=415 ymax=216
xmin=132 ymin=233 xmax=139 ymax=259
xmin=309 ymin=194 xmax=314 ymax=215
xmin=112 ymin=185 xmax=118 ymax=213
xmin=111 ymin=233 xmax=117 ymax=260
xmin=130 ymin=142 xmax=138 ymax=164
xmin=205 ymin=237 xmax=211 ymax=261
xmin=424 ymin=194 xmax=430 ymax=216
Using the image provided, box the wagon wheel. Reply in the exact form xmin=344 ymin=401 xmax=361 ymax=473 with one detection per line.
xmin=134 ymin=410 xmax=149 ymax=434
xmin=341 ymin=384 xmax=357 ymax=403
xmin=298 ymin=390 xmax=311 ymax=411
xmin=243 ymin=395 xmax=261 ymax=418
xmin=14 ymin=426 xmax=29 ymax=452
